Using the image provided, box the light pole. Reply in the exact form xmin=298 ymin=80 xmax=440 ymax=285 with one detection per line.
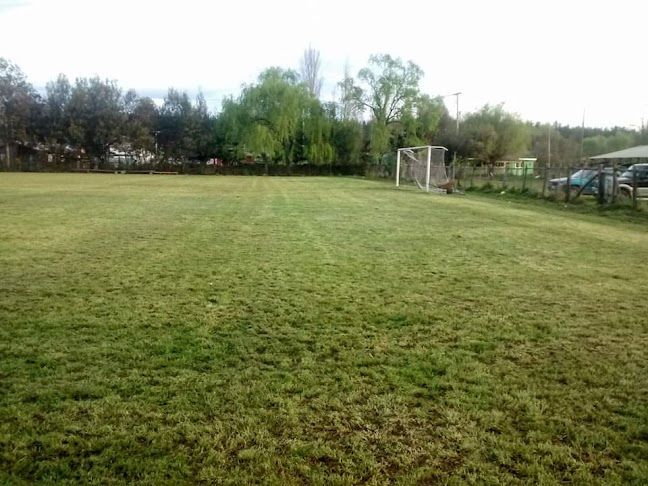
xmin=548 ymin=124 xmax=551 ymax=168
xmin=453 ymin=92 xmax=461 ymax=135
xmin=578 ymin=108 xmax=585 ymax=167
xmin=443 ymin=92 xmax=462 ymax=135
xmin=443 ymin=92 xmax=462 ymax=181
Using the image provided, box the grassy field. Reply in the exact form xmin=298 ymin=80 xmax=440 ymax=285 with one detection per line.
xmin=1 ymin=174 xmax=647 ymax=484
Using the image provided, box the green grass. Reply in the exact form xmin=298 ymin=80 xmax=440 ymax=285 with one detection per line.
xmin=1 ymin=174 xmax=648 ymax=485
xmin=460 ymin=173 xmax=647 ymax=218
xmin=464 ymin=185 xmax=648 ymax=224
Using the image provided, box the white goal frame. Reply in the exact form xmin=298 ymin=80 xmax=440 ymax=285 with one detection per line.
xmin=395 ymin=145 xmax=448 ymax=191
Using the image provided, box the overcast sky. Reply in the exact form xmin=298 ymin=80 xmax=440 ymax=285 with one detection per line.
xmin=1 ymin=0 xmax=645 ymax=128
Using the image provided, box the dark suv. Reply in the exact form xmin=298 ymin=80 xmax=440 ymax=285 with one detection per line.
xmin=617 ymin=164 xmax=648 ymax=199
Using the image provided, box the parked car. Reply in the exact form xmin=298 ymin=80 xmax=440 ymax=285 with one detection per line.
xmin=617 ymin=164 xmax=648 ymax=199
xmin=548 ymin=169 xmax=598 ymax=195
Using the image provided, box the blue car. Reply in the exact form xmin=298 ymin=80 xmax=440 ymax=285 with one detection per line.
xmin=548 ymin=169 xmax=598 ymax=196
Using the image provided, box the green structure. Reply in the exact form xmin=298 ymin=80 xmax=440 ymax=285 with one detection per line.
xmin=504 ymin=157 xmax=536 ymax=176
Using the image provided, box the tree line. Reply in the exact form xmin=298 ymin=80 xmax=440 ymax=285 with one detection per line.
xmin=1 ymin=50 xmax=646 ymax=172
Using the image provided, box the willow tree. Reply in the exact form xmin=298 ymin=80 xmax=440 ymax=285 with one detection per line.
xmin=463 ymin=104 xmax=530 ymax=169
xmin=215 ymin=96 xmax=247 ymax=163
xmin=342 ymin=54 xmax=423 ymax=160
xmin=247 ymin=124 xmax=278 ymax=171
xmin=398 ymin=94 xmax=446 ymax=148
xmin=301 ymin=98 xmax=334 ymax=164
xmin=239 ymin=67 xmax=308 ymax=165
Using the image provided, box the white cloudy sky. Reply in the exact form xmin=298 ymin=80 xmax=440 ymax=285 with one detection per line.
xmin=0 ymin=0 xmax=645 ymax=127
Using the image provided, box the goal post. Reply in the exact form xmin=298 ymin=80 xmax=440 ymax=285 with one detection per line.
xmin=425 ymin=147 xmax=432 ymax=192
xmin=396 ymin=149 xmax=401 ymax=187
xmin=396 ymin=145 xmax=449 ymax=192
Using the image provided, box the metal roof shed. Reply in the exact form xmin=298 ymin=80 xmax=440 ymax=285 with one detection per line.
xmin=591 ymin=145 xmax=648 ymax=160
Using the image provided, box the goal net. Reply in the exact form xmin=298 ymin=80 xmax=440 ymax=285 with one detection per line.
xmin=396 ymin=145 xmax=449 ymax=192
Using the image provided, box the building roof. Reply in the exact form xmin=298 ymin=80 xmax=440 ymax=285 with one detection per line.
xmin=591 ymin=145 xmax=648 ymax=159
xmin=499 ymin=155 xmax=537 ymax=161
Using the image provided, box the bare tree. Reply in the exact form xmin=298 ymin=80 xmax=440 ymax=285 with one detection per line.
xmin=338 ymin=59 xmax=362 ymax=121
xmin=300 ymin=45 xmax=323 ymax=99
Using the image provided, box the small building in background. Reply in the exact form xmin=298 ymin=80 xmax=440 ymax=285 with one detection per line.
xmin=495 ymin=157 xmax=537 ymax=176
xmin=590 ymin=145 xmax=648 ymax=165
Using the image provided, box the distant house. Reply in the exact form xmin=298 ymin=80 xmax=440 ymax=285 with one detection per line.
xmin=206 ymin=158 xmax=223 ymax=167
xmin=495 ymin=156 xmax=537 ymax=176
xmin=0 ymin=141 xmax=49 ymax=171
xmin=107 ymin=148 xmax=155 ymax=168
xmin=464 ymin=156 xmax=537 ymax=178
xmin=107 ymin=149 xmax=138 ymax=168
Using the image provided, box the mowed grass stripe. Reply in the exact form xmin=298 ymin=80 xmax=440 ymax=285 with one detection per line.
xmin=1 ymin=173 xmax=647 ymax=484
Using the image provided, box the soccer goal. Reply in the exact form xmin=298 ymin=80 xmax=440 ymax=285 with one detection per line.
xmin=396 ymin=145 xmax=450 ymax=192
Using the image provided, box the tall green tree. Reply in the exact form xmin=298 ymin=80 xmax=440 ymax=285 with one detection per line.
xmin=123 ymin=90 xmax=158 ymax=162
xmin=301 ymin=98 xmax=334 ymax=164
xmin=0 ymin=58 xmax=41 ymax=169
xmin=215 ymin=96 xmax=247 ymax=163
xmin=342 ymin=54 xmax=423 ymax=159
xmin=158 ymin=88 xmax=194 ymax=164
xmin=530 ymin=123 xmax=578 ymax=167
xmin=331 ymin=119 xmax=364 ymax=164
xmin=67 ymin=77 xmax=125 ymax=167
xmin=463 ymin=104 xmax=530 ymax=168
xmin=239 ymin=67 xmax=308 ymax=165
xmin=435 ymin=110 xmax=468 ymax=160
xmin=191 ymin=91 xmax=216 ymax=171
xmin=398 ymin=94 xmax=445 ymax=148
xmin=579 ymin=131 xmax=635 ymax=158
xmin=44 ymin=74 xmax=72 ymax=151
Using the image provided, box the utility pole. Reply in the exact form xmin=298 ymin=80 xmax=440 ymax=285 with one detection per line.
xmin=442 ymin=92 xmax=462 ymax=185
xmin=542 ymin=124 xmax=551 ymax=198
xmin=548 ymin=124 xmax=551 ymax=168
xmin=452 ymin=92 xmax=461 ymax=135
xmin=442 ymin=92 xmax=462 ymax=135
xmin=578 ymin=109 xmax=585 ymax=166
xmin=451 ymin=92 xmax=461 ymax=179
